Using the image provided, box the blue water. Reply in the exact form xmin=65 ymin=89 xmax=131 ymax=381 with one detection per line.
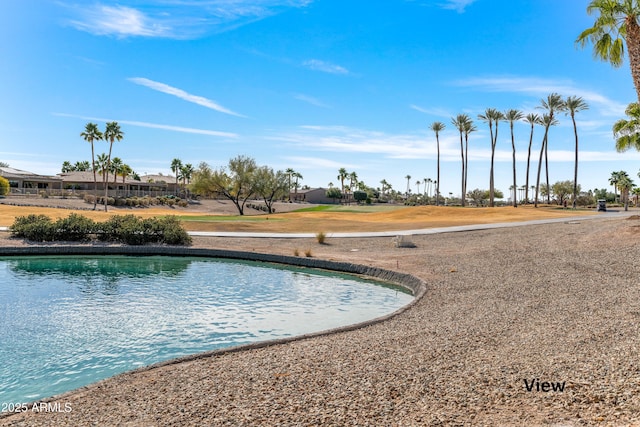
xmin=0 ymin=256 xmax=412 ymax=404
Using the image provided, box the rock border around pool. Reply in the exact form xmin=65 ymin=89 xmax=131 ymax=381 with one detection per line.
xmin=0 ymin=245 xmax=427 ymax=419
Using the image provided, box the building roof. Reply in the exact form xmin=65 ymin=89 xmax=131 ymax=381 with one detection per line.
xmin=0 ymin=167 xmax=62 ymax=181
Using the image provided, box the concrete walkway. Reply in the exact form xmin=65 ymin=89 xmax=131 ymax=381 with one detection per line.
xmin=0 ymin=211 xmax=634 ymax=239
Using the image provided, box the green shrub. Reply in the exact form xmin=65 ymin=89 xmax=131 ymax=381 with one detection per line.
xmin=0 ymin=176 xmax=9 ymax=196
xmin=54 ymin=214 xmax=96 ymax=241
xmin=155 ymin=216 xmax=192 ymax=245
xmin=10 ymin=214 xmax=55 ymax=241
xmin=316 ymin=231 xmax=327 ymax=244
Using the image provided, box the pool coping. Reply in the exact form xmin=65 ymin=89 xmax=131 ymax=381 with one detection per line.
xmin=0 ymin=245 xmax=427 ymax=418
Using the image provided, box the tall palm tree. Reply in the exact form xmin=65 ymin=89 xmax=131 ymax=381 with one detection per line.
xmin=564 ymin=96 xmax=590 ymax=208
xmin=429 ymin=121 xmax=446 ymax=206
xmin=337 ymin=168 xmax=348 ymax=203
xmin=463 ymin=118 xmax=477 ymax=207
xmin=110 ymin=157 xmax=124 ymax=185
xmin=535 ymin=93 xmax=566 ymax=207
xmin=451 ymin=114 xmax=472 ymax=206
xmin=534 ymin=114 xmax=559 ymax=207
xmin=95 ymin=153 xmax=109 ymax=194
xmin=286 ymin=168 xmax=295 ymax=201
xmin=180 ymin=163 xmax=194 ymax=198
xmin=616 ymin=171 xmax=634 ymax=211
xmin=293 ymin=171 xmax=304 ymax=200
xmin=121 ymin=164 xmax=132 ymax=183
xmin=61 ymin=161 xmax=73 ymax=173
xmin=80 ymin=122 xmax=103 ymax=210
xmin=504 ymin=109 xmax=524 ymax=207
xmin=609 ymin=170 xmax=624 ymax=199
xmin=523 ymin=113 xmax=542 ymax=203
xmin=171 ymin=158 xmax=183 ymax=195
xmin=380 ymin=179 xmax=388 ymax=196
xmin=415 ymin=180 xmax=421 ymax=195
xmin=405 ymin=174 xmax=412 ymax=196
xmin=614 ymin=102 xmax=640 ymax=151
xmin=478 ymin=108 xmax=504 ymax=207
xmin=576 ymin=0 xmax=640 ymax=101
xmin=103 ymin=122 xmax=124 ymax=211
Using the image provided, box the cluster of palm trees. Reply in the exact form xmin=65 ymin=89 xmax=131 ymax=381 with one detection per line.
xmin=609 ymin=170 xmax=640 ymax=210
xmin=285 ymin=168 xmax=303 ymax=200
xmin=427 ymin=93 xmax=588 ymax=208
xmin=80 ymin=122 xmax=124 ymax=211
xmin=170 ymin=158 xmax=195 ymax=197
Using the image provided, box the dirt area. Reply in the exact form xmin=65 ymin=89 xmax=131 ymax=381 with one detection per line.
xmin=0 ymin=196 xmax=600 ymax=233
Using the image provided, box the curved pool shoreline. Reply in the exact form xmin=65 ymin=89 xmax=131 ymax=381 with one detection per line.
xmin=0 ymin=245 xmax=427 ymax=419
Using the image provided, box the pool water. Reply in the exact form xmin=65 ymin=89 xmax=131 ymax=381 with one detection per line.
xmin=0 ymin=256 xmax=412 ymax=404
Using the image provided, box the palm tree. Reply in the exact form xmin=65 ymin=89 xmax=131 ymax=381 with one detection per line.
xmin=632 ymin=186 xmax=640 ymax=206
xmin=337 ymin=168 xmax=348 ymax=194
xmin=463 ymin=118 xmax=477 ymax=206
xmin=564 ymin=96 xmax=590 ymax=208
xmin=576 ymin=0 xmax=640 ymax=101
xmin=478 ymin=108 xmax=504 ymax=207
xmin=103 ymin=122 xmax=124 ymax=211
xmin=429 ymin=121 xmax=446 ymax=206
xmin=180 ymin=163 xmax=194 ymax=198
xmin=504 ymin=109 xmax=524 ymax=207
xmin=405 ymin=174 xmax=412 ymax=196
xmin=61 ymin=161 xmax=74 ymax=173
xmin=535 ymin=93 xmax=566 ymax=207
xmin=110 ymin=157 xmax=124 ymax=185
xmin=423 ymin=178 xmax=429 ymax=199
xmin=415 ymin=180 xmax=421 ymax=196
xmin=75 ymin=160 xmax=91 ymax=171
xmin=95 ymin=153 xmax=109 ymax=197
xmin=380 ymin=179 xmax=389 ymax=196
xmin=286 ymin=168 xmax=295 ymax=201
xmin=617 ymin=171 xmax=634 ymax=211
xmin=171 ymin=158 xmax=183 ymax=195
xmin=609 ymin=170 xmax=625 ymax=200
xmin=451 ymin=114 xmax=472 ymax=206
xmin=614 ymin=102 xmax=640 ymax=151
xmin=80 ymin=122 xmax=103 ymax=210
xmin=121 ymin=164 xmax=132 ymax=183
xmin=293 ymin=171 xmax=303 ymax=200
xmin=523 ymin=113 xmax=542 ymax=203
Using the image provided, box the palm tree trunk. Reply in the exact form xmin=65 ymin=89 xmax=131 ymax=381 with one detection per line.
xmin=511 ymin=124 xmax=517 ymax=208
xmin=525 ymin=125 xmax=534 ymax=204
xmin=489 ymin=123 xmax=495 ymax=207
xmin=91 ymin=142 xmax=97 ymax=210
xmin=459 ymin=133 xmax=465 ymax=207
xmin=535 ymin=130 xmax=549 ymax=208
xmin=544 ymin=138 xmax=550 ymax=204
xmin=464 ymin=134 xmax=470 ymax=207
xmin=572 ymin=114 xmax=579 ymax=209
xmin=104 ymin=142 xmax=113 ymax=212
xmin=626 ymin=16 xmax=640 ymax=101
xmin=436 ymin=136 xmax=440 ymax=206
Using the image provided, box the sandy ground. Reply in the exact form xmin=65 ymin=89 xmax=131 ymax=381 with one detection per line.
xmin=0 ymin=212 xmax=639 ymax=425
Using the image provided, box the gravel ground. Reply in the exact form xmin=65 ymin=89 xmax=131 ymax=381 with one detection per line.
xmin=1 ymin=215 xmax=639 ymax=426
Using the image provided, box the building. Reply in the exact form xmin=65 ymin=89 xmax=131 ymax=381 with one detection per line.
xmin=290 ymin=187 xmax=335 ymax=204
xmin=0 ymin=167 xmax=63 ymax=195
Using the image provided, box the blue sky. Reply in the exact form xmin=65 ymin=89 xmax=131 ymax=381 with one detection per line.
xmin=1 ymin=0 xmax=639 ymax=198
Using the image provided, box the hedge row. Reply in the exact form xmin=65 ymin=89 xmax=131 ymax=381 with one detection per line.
xmin=83 ymin=194 xmax=189 ymax=208
xmin=9 ymin=213 xmax=192 ymax=245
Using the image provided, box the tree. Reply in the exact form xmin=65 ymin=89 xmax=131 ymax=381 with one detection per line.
xmin=191 ymin=156 xmax=258 ymax=215
xmin=0 ymin=162 xmax=9 ymax=168
xmin=523 ymin=114 xmax=542 ymax=203
xmin=551 ymin=180 xmax=578 ymax=205
xmin=61 ymin=161 xmax=74 ymax=173
xmin=80 ymin=122 xmax=103 ymax=210
xmin=171 ymin=158 xmax=183 ymax=195
xmin=452 ymin=114 xmax=472 ymax=207
xmin=609 ymin=170 xmax=625 ymax=199
xmin=0 ymin=176 xmax=9 ymax=196
xmin=405 ymin=174 xmax=411 ymax=196
xmin=293 ymin=171 xmax=304 ymax=200
xmin=535 ymin=94 xmax=565 ymax=207
xmin=504 ymin=109 xmax=524 ymax=207
xmin=180 ymin=163 xmax=194 ymax=198
xmin=614 ymin=102 xmax=640 ymax=151
xmin=254 ymin=166 xmax=288 ymax=213
xmin=478 ymin=108 xmax=503 ymax=207
xmin=617 ymin=171 xmax=634 ymax=210
xmin=467 ymin=188 xmax=487 ymax=207
xmin=337 ymin=168 xmax=348 ymax=201
xmin=564 ymin=96 xmax=590 ymax=208
xmin=110 ymin=157 xmax=124 ymax=185
xmin=121 ymin=164 xmax=132 ymax=183
xmin=463 ymin=118 xmax=477 ymax=206
xmin=326 ymin=187 xmax=342 ymax=204
xmin=576 ymin=0 xmax=640 ymax=101
xmin=75 ymin=161 xmax=91 ymax=171
xmin=95 ymin=153 xmax=109 ymax=188
xmin=429 ymin=121 xmax=446 ymax=206
xmin=632 ymin=186 xmax=640 ymax=206
xmin=103 ymin=122 xmax=124 ymax=211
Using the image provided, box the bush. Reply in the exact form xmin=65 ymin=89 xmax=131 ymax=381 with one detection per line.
xmin=10 ymin=214 xmax=55 ymax=241
xmin=316 ymin=231 xmax=326 ymax=244
xmin=0 ymin=176 xmax=9 ymax=196
xmin=54 ymin=213 xmax=96 ymax=241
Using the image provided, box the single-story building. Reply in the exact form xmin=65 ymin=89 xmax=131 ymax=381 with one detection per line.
xmin=290 ymin=187 xmax=335 ymax=204
xmin=0 ymin=167 xmax=63 ymax=195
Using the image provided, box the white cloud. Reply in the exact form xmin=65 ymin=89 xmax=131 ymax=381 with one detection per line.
xmin=52 ymin=113 xmax=238 ymax=137
xmin=63 ymin=1 xmax=313 ymax=39
xmin=302 ymin=59 xmax=349 ymax=75
xmin=440 ymin=0 xmax=477 ymax=13
xmin=284 ymin=156 xmax=358 ymax=170
xmin=453 ymin=76 xmax=627 ymax=117
xmin=128 ymin=77 xmax=245 ymax=117
xmin=410 ymin=104 xmax=453 ymax=118
xmin=293 ymin=93 xmax=330 ymax=108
